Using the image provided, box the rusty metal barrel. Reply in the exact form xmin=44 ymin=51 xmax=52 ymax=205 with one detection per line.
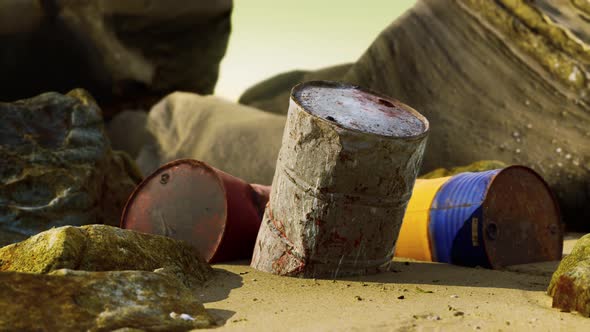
xmin=394 ymin=166 xmax=563 ymax=268
xmin=120 ymin=159 xmax=271 ymax=263
xmin=251 ymin=81 xmax=430 ymax=278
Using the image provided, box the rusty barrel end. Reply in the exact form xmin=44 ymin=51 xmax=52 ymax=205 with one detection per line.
xmin=121 ymin=159 xmax=271 ymax=263
xmin=482 ymin=166 xmax=562 ymax=268
xmin=120 ymin=159 xmax=227 ymax=263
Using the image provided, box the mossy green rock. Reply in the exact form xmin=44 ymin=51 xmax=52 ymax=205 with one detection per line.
xmin=548 ymin=234 xmax=590 ymax=315
xmin=419 ymin=160 xmax=508 ymax=179
xmin=0 ymin=90 xmax=141 ymax=245
xmin=0 ymin=269 xmax=214 ymax=331
xmin=0 ymin=225 xmax=211 ymax=287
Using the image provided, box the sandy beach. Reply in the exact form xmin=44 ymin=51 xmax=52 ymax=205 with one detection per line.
xmin=195 ymin=235 xmax=589 ymax=331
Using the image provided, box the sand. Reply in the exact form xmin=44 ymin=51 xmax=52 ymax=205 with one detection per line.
xmin=194 ymin=235 xmax=590 ymax=331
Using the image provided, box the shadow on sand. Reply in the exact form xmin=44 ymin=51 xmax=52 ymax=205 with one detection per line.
xmin=194 ymin=267 xmax=244 ymax=326
xmin=340 ymin=259 xmax=560 ymax=292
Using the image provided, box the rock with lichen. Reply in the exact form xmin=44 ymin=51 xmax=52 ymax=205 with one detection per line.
xmin=548 ymin=234 xmax=590 ymax=315
xmin=419 ymin=160 xmax=508 ymax=179
xmin=0 ymin=0 xmax=232 ymax=119
xmin=0 ymin=269 xmax=214 ymax=331
xmin=0 ymin=225 xmax=211 ymax=287
xmin=239 ymin=0 xmax=590 ymax=229
xmin=0 ymin=90 xmax=141 ymax=245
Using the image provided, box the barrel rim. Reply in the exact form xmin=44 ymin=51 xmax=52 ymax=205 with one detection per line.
xmin=119 ymin=158 xmax=229 ymax=262
xmin=290 ymin=80 xmax=430 ymax=140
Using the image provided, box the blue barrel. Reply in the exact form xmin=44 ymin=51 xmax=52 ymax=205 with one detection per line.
xmin=427 ymin=166 xmax=562 ymax=268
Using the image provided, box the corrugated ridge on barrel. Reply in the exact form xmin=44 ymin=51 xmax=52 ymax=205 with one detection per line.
xmin=429 ymin=170 xmax=501 ymax=266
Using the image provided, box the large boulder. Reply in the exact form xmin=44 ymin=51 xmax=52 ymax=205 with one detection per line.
xmin=107 ymin=110 xmax=151 ymax=159
xmin=239 ymin=0 xmax=590 ymax=229
xmin=548 ymin=234 xmax=590 ymax=316
xmin=0 ymin=225 xmax=211 ymax=287
xmin=134 ymin=92 xmax=286 ymax=185
xmin=0 ymin=90 xmax=141 ymax=245
xmin=0 ymin=269 xmax=214 ymax=331
xmin=0 ymin=0 xmax=232 ymax=118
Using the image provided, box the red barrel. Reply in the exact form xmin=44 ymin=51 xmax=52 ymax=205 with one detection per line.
xmin=120 ymin=159 xmax=270 ymax=263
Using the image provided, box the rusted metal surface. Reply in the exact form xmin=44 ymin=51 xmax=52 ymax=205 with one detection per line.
xmin=120 ymin=159 xmax=270 ymax=263
xmin=482 ymin=166 xmax=563 ymax=268
xmin=251 ymin=81 xmax=430 ymax=278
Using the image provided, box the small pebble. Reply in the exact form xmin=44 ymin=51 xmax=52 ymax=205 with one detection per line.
xmin=526 ymin=123 xmax=533 ymax=129
xmin=355 ymin=295 xmax=363 ymax=301
xmin=556 ymin=147 xmax=562 ymax=153
xmin=454 ymin=311 xmax=464 ymax=317
xmin=397 ymin=295 xmax=405 ymax=300
xmin=525 ymin=100 xmax=531 ymax=106
xmin=515 ymin=148 xmax=521 ymax=154
xmin=179 ymin=314 xmax=195 ymax=321
xmin=169 ymin=312 xmax=195 ymax=321
xmin=512 ymin=131 xmax=520 ymax=138
xmin=565 ymin=154 xmax=572 ymax=159
xmin=450 ymin=295 xmax=459 ymax=298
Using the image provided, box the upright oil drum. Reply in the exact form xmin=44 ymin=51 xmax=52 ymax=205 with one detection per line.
xmin=395 ymin=166 xmax=563 ymax=268
xmin=251 ymin=81 xmax=430 ymax=278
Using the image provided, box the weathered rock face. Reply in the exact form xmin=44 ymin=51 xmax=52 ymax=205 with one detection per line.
xmin=239 ymin=0 xmax=590 ymax=229
xmin=0 ymin=90 xmax=141 ymax=244
xmin=0 ymin=0 xmax=232 ymax=118
xmin=134 ymin=92 xmax=286 ymax=184
xmin=0 ymin=225 xmax=211 ymax=287
xmin=107 ymin=110 xmax=151 ymax=159
xmin=548 ymin=234 xmax=590 ymax=315
xmin=0 ymin=269 xmax=214 ymax=331
xmin=420 ymin=160 xmax=508 ymax=179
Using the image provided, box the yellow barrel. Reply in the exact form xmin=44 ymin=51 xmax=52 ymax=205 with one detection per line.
xmin=394 ymin=177 xmax=451 ymax=261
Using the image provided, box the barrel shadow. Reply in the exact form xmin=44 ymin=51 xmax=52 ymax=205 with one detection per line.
xmin=342 ymin=259 xmax=560 ymax=292
xmin=193 ymin=267 xmax=243 ymax=326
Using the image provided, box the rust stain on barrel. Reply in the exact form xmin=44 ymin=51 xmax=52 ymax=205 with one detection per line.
xmin=250 ymin=81 xmax=430 ymax=278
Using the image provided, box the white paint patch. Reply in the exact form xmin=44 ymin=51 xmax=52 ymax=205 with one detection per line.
xmin=569 ymin=66 xmax=581 ymax=82
xmin=170 ymin=312 xmax=195 ymax=321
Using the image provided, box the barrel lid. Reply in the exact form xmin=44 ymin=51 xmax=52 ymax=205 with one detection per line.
xmin=291 ymin=81 xmax=429 ymax=138
xmin=482 ymin=166 xmax=563 ymax=268
xmin=120 ymin=159 xmax=227 ymax=263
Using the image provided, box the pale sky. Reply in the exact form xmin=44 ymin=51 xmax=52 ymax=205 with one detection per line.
xmin=215 ymin=1 xmax=416 ymax=100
